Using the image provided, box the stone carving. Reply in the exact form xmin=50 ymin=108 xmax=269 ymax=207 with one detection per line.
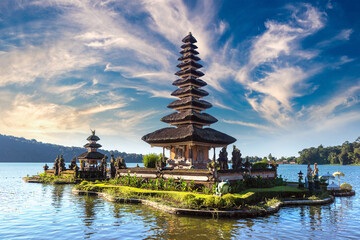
xmin=69 ymin=156 xmax=77 ymax=170
xmin=43 ymin=163 xmax=49 ymax=171
xmin=58 ymin=155 xmax=66 ymax=172
xmin=231 ymin=145 xmax=242 ymax=170
xmin=218 ymin=147 xmax=229 ymax=170
xmin=243 ymin=156 xmax=251 ymax=170
xmin=54 ymin=155 xmax=60 ymax=176
xmin=110 ymin=155 xmax=116 ymax=178
xmin=99 ymin=155 xmax=108 ymax=178
xmin=115 ymin=156 xmax=127 ymax=170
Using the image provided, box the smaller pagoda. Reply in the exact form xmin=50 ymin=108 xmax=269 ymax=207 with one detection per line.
xmin=77 ymin=130 xmax=105 ymax=171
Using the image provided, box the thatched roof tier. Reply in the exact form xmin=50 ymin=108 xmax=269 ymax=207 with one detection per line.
xmin=142 ymin=125 xmax=236 ymax=145
xmin=161 ymin=110 xmax=217 ymax=125
xmin=180 ymin=43 xmax=198 ymax=49
xmin=87 ymin=135 xmax=100 ymax=141
xmin=167 ymin=97 xmax=212 ymax=110
xmin=172 ymin=77 xmax=207 ymax=87
xmin=175 ymin=68 xmax=204 ymax=77
xmin=77 ymin=151 xmax=104 ymax=160
xmin=182 ymin=33 xmax=197 ymax=43
xmin=179 ymin=49 xmax=199 ymax=55
xmin=178 ymin=54 xmax=200 ymax=62
xmin=176 ymin=61 xmax=202 ymax=69
xmin=84 ymin=142 xmax=102 ymax=148
xmin=171 ymin=86 xmax=208 ymax=97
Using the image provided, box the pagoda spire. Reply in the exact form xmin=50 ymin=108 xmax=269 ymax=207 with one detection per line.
xmin=161 ymin=33 xmax=216 ymax=128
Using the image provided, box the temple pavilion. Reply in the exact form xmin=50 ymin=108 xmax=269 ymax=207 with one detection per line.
xmin=78 ymin=130 xmax=105 ymax=170
xmin=142 ymin=33 xmax=236 ymax=169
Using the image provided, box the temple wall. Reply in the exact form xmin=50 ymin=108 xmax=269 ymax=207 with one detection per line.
xmin=117 ymin=168 xmax=277 ymax=187
xmin=44 ymin=169 xmax=75 ymax=177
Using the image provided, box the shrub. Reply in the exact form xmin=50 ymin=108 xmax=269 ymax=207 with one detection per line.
xmin=252 ymin=159 xmax=270 ymax=170
xmin=222 ymin=194 xmax=236 ymax=208
xmin=203 ymin=196 xmax=216 ymax=208
xmin=143 ymin=153 xmax=159 ymax=168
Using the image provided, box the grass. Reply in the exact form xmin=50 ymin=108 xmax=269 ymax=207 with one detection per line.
xmin=26 ymin=173 xmax=76 ymax=184
xmin=74 ymin=182 xmax=314 ymax=211
xmin=75 ymin=182 xmax=258 ymax=210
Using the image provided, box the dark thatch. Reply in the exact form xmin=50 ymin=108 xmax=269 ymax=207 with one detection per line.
xmin=178 ymin=54 xmax=200 ymax=62
xmin=179 ymin=49 xmax=199 ymax=55
xmin=182 ymin=33 xmax=197 ymax=43
xmin=77 ymin=151 xmax=104 ymax=160
xmin=167 ymin=97 xmax=212 ymax=110
xmin=171 ymin=86 xmax=208 ymax=97
xmin=176 ymin=61 xmax=202 ymax=69
xmin=142 ymin=125 xmax=236 ymax=145
xmin=87 ymin=135 xmax=100 ymax=141
xmin=175 ymin=68 xmax=204 ymax=77
xmin=180 ymin=43 xmax=198 ymax=49
xmin=161 ymin=110 xmax=217 ymax=124
xmin=84 ymin=142 xmax=102 ymax=148
xmin=172 ymin=77 xmax=207 ymax=87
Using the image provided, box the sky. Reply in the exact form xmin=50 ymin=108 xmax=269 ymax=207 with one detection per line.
xmin=0 ymin=0 xmax=359 ymax=158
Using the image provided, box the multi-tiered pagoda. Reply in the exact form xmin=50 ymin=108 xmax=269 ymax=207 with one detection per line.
xmin=142 ymin=33 xmax=236 ymax=169
xmin=78 ymin=130 xmax=105 ymax=170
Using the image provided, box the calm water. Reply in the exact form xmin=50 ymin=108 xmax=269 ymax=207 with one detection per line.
xmin=0 ymin=163 xmax=359 ymax=240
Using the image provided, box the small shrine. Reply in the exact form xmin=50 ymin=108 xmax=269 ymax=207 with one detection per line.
xmin=142 ymin=33 xmax=236 ymax=169
xmin=77 ymin=130 xmax=105 ymax=171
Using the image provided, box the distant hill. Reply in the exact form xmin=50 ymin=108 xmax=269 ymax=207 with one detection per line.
xmin=0 ymin=134 xmax=143 ymax=163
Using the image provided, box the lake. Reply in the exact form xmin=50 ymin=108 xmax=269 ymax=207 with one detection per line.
xmin=0 ymin=163 xmax=359 ymax=239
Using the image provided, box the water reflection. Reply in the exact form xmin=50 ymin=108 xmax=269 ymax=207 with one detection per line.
xmin=1 ymin=163 xmax=360 ymax=240
xmin=51 ymin=185 xmax=65 ymax=210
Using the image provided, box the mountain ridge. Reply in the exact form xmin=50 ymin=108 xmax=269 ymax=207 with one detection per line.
xmin=0 ymin=134 xmax=143 ymax=163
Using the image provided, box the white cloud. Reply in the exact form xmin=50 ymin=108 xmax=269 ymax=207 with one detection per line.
xmin=235 ymin=4 xmax=325 ymax=126
xmin=0 ymin=40 xmax=99 ymax=86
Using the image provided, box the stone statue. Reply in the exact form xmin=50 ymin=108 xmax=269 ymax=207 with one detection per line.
xmin=244 ymin=156 xmax=251 ymax=169
xmin=231 ymin=145 xmax=242 ymax=170
xmin=54 ymin=155 xmax=59 ymax=176
xmin=110 ymin=155 xmax=116 ymax=178
xmin=99 ymin=155 xmax=108 ymax=178
xmin=69 ymin=156 xmax=77 ymax=170
xmin=307 ymin=163 xmax=312 ymax=180
xmin=58 ymin=155 xmax=66 ymax=172
xmin=43 ymin=163 xmax=49 ymax=172
xmin=218 ymin=147 xmax=229 ymax=170
xmin=120 ymin=157 xmax=127 ymax=169
xmin=115 ymin=156 xmax=126 ymax=170
xmin=313 ymin=163 xmax=319 ymax=180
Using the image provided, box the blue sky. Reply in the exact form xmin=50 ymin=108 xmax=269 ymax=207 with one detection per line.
xmin=0 ymin=0 xmax=359 ymax=158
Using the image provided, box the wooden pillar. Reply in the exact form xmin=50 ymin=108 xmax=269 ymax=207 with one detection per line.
xmin=162 ymin=147 xmax=165 ymax=162
xmin=188 ymin=145 xmax=193 ymax=165
xmin=213 ymin=147 xmax=215 ymax=161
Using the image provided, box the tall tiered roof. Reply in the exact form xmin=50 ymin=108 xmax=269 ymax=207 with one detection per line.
xmin=78 ymin=130 xmax=104 ymax=160
xmin=142 ymin=33 xmax=235 ymax=146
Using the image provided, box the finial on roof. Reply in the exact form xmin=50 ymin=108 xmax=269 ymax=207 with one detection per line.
xmin=189 ymin=32 xmax=192 ymax=35
xmin=91 ymin=129 xmax=95 ymax=136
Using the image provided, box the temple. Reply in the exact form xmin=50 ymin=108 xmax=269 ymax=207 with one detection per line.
xmin=142 ymin=33 xmax=236 ymax=169
xmin=77 ymin=130 xmax=105 ymax=171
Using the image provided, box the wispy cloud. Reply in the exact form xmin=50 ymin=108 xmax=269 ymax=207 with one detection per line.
xmin=222 ymin=119 xmax=273 ymax=131
xmin=235 ymin=4 xmax=325 ymax=127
